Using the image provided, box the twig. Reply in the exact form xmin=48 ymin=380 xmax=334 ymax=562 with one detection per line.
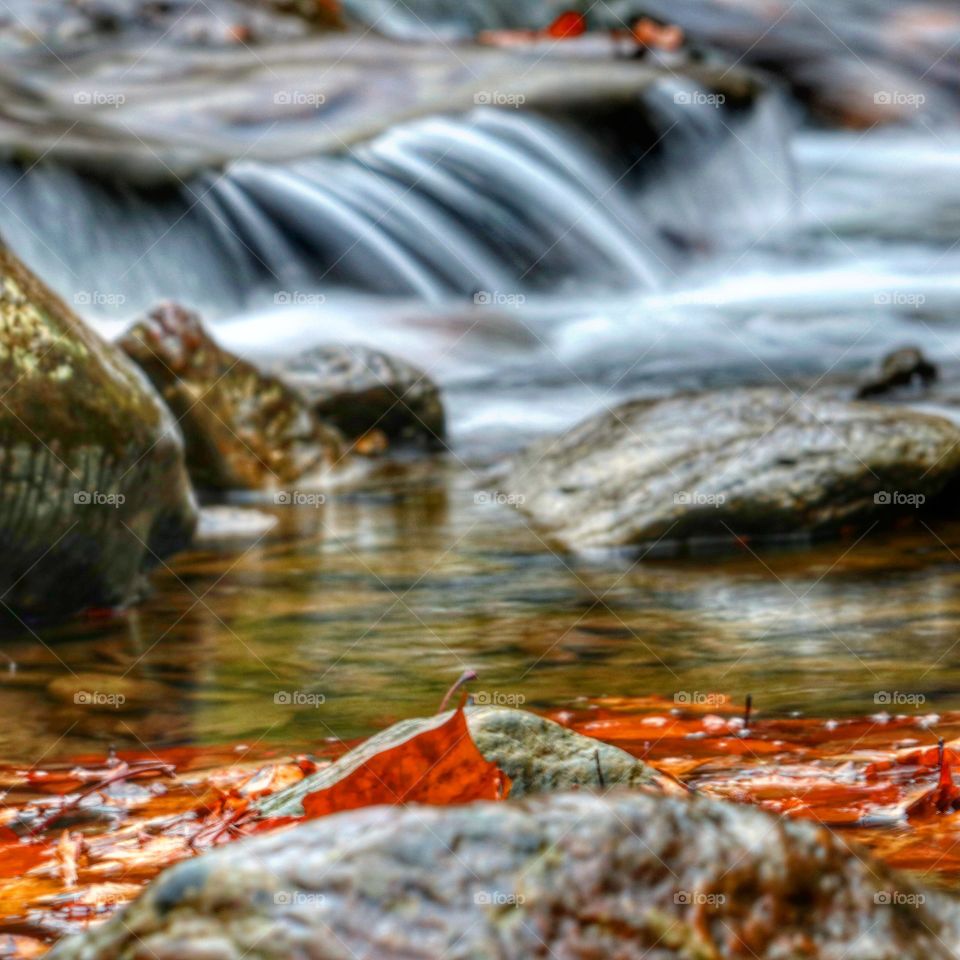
xmin=29 ymin=761 xmax=175 ymax=835
xmin=438 ymin=670 xmax=478 ymax=712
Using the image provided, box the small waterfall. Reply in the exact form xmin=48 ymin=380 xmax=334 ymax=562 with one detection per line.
xmin=0 ymin=109 xmax=669 ymax=316
xmin=0 ymin=83 xmax=794 ymax=320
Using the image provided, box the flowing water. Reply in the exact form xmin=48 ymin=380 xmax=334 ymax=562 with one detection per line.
xmin=0 ymin=0 xmax=959 ymax=765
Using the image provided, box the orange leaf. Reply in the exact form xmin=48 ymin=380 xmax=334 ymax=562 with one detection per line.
xmin=302 ymin=709 xmax=509 ymax=818
xmin=546 ymin=11 xmax=586 ymax=38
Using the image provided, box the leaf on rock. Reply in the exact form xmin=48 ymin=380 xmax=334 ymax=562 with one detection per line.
xmin=302 ymin=708 xmax=510 ymax=818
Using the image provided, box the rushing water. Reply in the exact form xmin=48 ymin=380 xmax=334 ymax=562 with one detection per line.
xmin=1 ymin=1 xmax=960 ymax=765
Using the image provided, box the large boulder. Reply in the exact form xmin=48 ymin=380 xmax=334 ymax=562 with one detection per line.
xmin=276 ymin=344 xmax=446 ymax=451
xmin=0 ymin=243 xmax=197 ymax=618
xmin=257 ymin=705 xmax=671 ymax=817
xmin=47 ymin=790 xmax=959 ymax=960
xmin=500 ymin=387 xmax=960 ymax=550
xmin=119 ymin=303 xmax=344 ymax=490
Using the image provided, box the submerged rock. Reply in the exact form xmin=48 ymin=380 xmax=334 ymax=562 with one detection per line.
xmin=0 ymin=243 xmax=196 ymax=618
xmin=119 ymin=303 xmax=344 ymax=490
xmin=276 ymin=344 xmax=446 ymax=451
xmin=48 ymin=790 xmax=959 ymax=960
xmin=857 ymin=346 xmax=938 ymax=399
xmin=258 ymin=705 xmax=669 ymax=816
xmin=500 ymin=387 xmax=960 ymax=550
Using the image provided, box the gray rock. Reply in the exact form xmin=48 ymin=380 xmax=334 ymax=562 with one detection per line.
xmin=857 ymin=346 xmax=938 ymax=399
xmin=276 ymin=344 xmax=445 ymax=450
xmin=0 ymin=242 xmax=197 ymax=618
xmin=47 ymin=790 xmax=960 ymax=960
xmin=500 ymin=387 xmax=960 ymax=550
xmin=257 ymin=705 xmax=669 ymax=817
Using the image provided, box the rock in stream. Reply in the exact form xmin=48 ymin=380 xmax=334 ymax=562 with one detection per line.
xmin=276 ymin=344 xmax=446 ymax=451
xmin=119 ymin=302 xmax=344 ymax=491
xmin=257 ymin=705 xmax=671 ymax=817
xmin=47 ymin=789 xmax=960 ymax=960
xmin=0 ymin=241 xmax=197 ymax=618
xmin=499 ymin=387 xmax=960 ymax=551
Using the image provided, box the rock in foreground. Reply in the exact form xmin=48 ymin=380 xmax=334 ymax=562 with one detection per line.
xmin=501 ymin=387 xmax=960 ymax=550
xmin=48 ymin=790 xmax=959 ymax=960
xmin=0 ymin=243 xmax=196 ymax=618
xmin=257 ymin=705 xmax=670 ymax=817
xmin=276 ymin=344 xmax=445 ymax=451
xmin=119 ymin=303 xmax=344 ymax=490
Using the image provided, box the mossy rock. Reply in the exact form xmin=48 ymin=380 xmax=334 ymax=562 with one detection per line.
xmin=0 ymin=242 xmax=196 ymax=618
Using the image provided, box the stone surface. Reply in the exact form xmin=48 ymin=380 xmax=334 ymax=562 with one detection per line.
xmin=0 ymin=242 xmax=196 ymax=618
xmin=857 ymin=346 xmax=938 ymax=399
xmin=276 ymin=344 xmax=446 ymax=450
xmin=258 ymin=705 xmax=669 ymax=816
xmin=501 ymin=387 xmax=960 ymax=550
xmin=119 ymin=303 xmax=344 ymax=490
xmin=48 ymin=790 xmax=960 ymax=960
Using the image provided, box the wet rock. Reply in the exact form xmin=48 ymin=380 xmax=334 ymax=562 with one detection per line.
xmin=119 ymin=303 xmax=344 ymax=490
xmin=857 ymin=346 xmax=938 ymax=399
xmin=0 ymin=243 xmax=196 ymax=618
xmin=47 ymin=790 xmax=960 ymax=960
xmin=258 ymin=705 xmax=668 ymax=816
xmin=276 ymin=344 xmax=446 ymax=451
xmin=500 ymin=387 xmax=960 ymax=550
xmin=48 ymin=672 xmax=168 ymax=710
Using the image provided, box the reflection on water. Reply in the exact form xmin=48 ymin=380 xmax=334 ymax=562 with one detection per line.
xmin=3 ymin=463 xmax=960 ymax=764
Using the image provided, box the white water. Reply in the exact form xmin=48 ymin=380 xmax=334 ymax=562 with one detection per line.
xmin=1 ymin=47 xmax=957 ymax=458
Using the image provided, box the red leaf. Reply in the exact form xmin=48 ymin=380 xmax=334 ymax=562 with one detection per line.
xmin=546 ymin=11 xmax=586 ymax=38
xmin=302 ymin=709 xmax=509 ymax=818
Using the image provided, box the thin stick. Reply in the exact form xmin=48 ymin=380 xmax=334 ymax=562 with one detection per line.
xmin=594 ymin=749 xmax=606 ymax=789
xmin=29 ymin=761 xmax=175 ymax=835
xmin=438 ymin=670 xmax=478 ymax=712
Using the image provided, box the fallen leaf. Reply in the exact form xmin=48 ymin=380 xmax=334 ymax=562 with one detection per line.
xmin=302 ymin=708 xmax=510 ymax=817
xmin=546 ymin=11 xmax=587 ymax=37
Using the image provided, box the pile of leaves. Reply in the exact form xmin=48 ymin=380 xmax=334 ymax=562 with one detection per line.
xmin=3 ymin=697 xmax=960 ymax=957
xmin=548 ymin=696 xmax=960 ymax=875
